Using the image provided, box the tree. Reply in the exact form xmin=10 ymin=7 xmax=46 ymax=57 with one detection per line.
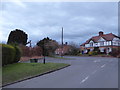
xmin=37 ymin=37 xmax=59 ymax=56
xmin=7 ymin=29 xmax=28 ymax=45
xmin=66 ymin=42 xmax=80 ymax=55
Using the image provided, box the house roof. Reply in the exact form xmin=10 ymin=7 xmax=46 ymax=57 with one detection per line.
xmin=81 ymin=33 xmax=120 ymax=46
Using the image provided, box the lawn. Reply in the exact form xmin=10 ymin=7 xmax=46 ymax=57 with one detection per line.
xmin=49 ymin=56 xmax=71 ymax=59
xmin=2 ymin=63 xmax=69 ymax=86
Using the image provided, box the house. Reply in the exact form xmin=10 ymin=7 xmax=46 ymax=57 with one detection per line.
xmin=80 ymin=31 xmax=120 ymax=54
xmin=55 ymin=43 xmax=72 ymax=55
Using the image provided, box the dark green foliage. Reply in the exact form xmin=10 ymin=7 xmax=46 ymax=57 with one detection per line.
xmin=13 ymin=45 xmax=21 ymax=63
xmin=2 ymin=44 xmax=21 ymax=66
xmin=7 ymin=29 xmax=28 ymax=45
xmin=93 ymin=47 xmax=100 ymax=54
xmin=2 ymin=44 xmax=16 ymax=66
xmin=37 ymin=37 xmax=59 ymax=56
xmin=87 ymin=49 xmax=90 ymax=54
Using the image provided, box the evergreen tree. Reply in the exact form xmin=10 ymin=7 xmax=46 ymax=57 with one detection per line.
xmin=7 ymin=29 xmax=28 ymax=45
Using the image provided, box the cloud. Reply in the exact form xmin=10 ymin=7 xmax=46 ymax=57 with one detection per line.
xmin=0 ymin=2 xmax=118 ymax=46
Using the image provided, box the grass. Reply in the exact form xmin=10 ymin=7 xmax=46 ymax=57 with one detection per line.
xmin=78 ymin=54 xmax=112 ymax=57
xmin=49 ymin=56 xmax=71 ymax=59
xmin=2 ymin=63 xmax=69 ymax=86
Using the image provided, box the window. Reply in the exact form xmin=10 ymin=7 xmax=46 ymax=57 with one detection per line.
xmin=99 ymin=48 xmax=104 ymax=52
xmin=90 ymin=42 xmax=93 ymax=47
xmin=100 ymin=41 xmax=104 ymax=46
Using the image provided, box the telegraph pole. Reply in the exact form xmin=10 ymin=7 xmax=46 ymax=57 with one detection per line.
xmin=43 ymin=40 xmax=45 ymax=64
xmin=61 ymin=27 xmax=63 ymax=57
xmin=29 ymin=40 xmax=32 ymax=47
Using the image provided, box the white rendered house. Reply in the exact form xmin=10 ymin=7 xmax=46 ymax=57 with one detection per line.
xmin=80 ymin=31 xmax=120 ymax=54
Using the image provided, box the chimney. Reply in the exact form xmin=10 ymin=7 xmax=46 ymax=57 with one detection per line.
xmin=65 ymin=42 xmax=68 ymax=45
xmin=99 ymin=31 xmax=104 ymax=36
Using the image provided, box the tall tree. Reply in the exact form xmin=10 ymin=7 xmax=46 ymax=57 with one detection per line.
xmin=7 ymin=29 xmax=28 ymax=45
xmin=37 ymin=37 xmax=59 ymax=56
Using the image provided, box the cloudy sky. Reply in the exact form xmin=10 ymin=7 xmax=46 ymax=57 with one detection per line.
xmin=0 ymin=1 xmax=118 ymax=46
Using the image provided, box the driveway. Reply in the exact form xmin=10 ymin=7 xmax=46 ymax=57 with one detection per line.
xmin=4 ymin=56 xmax=118 ymax=88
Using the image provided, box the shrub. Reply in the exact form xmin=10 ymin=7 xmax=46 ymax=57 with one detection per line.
xmin=88 ymin=51 xmax=93 ymax=56
xmin=19 ymin=45 xmax=30 ymax=57
xmin=93 ymin=47 xmax=100 ymax=54
xmin=30 ymin=46 xmax=42 ymax=57
xmin=19 ymin=45 xmax=43 ymax=57
xmin=110 ymin=48 xmax=120 ymax=57
xmin=88 ymin=51 xmax=98 ymax=56
xmin=13 ymin=45 xmax=21 ymax=63
xmin=2 ymin=44 xmax=16 ymax=66
xmin=2 ymin=44 xmax=21 ymax=66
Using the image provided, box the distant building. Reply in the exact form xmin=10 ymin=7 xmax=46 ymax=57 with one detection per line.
xmin=80 ymin=31 xmax=120 ymax=54
xmin=55 ymin=43 xmax=72 ymax=55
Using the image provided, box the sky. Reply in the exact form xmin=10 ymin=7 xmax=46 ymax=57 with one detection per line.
xmin=0 ymin=1 xmax=118 ymax=46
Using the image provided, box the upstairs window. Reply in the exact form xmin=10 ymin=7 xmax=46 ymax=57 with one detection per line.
xmin=100 ymin=41 xmax=104 ymax=46
xmin=90 ymin=42 xmax=93 ymax=47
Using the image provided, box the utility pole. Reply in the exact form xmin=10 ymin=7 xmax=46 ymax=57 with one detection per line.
xmin=29 ymin=40 xmax=32 ymax=47
xmin=61 ymin=27 xmax=63 ymax=57
xmin=43 ymin=40 xmax=45 ymax=64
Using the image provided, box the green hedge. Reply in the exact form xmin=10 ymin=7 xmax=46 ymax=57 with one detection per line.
xmin=2 ymin=44 xmax=21 ymax=66
xmin=13 ymin=45 xmax=21 ymax=63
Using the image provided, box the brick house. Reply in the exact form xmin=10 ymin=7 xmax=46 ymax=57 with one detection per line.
xmin=80 ymin=31 xmax=120 ymax=54
xmin=55 ymin=43 xmax=72 ymax=55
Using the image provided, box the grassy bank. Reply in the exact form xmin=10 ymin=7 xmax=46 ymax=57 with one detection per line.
xmin=2 ymin=63 xmax=69 ymax=86
xmin=49 ymin=56 xmax=71 ymax=59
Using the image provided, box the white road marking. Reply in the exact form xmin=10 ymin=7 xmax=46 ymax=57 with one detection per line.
xmin=80 ymin=76 xmax=89 ymax=84
xmin=94 ymin=60 xmax=100 ymax=63
xmin=92 ymin=70 xmax=97 ymax=74
xmin=101 ymin=64 xmax=106 ymax=68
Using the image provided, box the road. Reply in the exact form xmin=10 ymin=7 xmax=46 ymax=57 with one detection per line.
xmin=4 ymin=56 xmax=118 ymax=88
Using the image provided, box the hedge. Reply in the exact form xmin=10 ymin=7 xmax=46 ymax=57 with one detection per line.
xmin=13 ymin=45 xmax=21 ymax=63
xmin=2 ymin=44 xmax=21 ymax=66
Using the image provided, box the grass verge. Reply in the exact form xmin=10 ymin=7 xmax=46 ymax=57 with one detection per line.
xmin=2 ymin=63 xmax=70 ymax=86
xmin=49 ymin=56 xmax=71 ymax=59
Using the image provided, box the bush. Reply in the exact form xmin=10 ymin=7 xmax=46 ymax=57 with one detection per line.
xmin=19 ymin=45 xmax=42 ymax=57
xmin=93 ymin=47 xmax=100 ymax=54
xmin=19 ymin=45 xmax=30 ymax=57
xmin=13 ymin=45 xmax=21 ymax=63
xmin=2 ymin=44 xmax=16 ymax=66
xmin=88 ymin=51 xmax=98 ymax=56
xmin=88 ymin=51 xmax=93 ymax=56
xmin=30 ymin=46 xmax=42 ymax=57
xmin=110 ymin=48 xmax=120 ymax=57
xmin=2 ymin=44 xmax=21 ymax=66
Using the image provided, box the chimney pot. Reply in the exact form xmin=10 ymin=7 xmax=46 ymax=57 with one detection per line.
xmin=99 ymin=31 xmax=104 ymax=36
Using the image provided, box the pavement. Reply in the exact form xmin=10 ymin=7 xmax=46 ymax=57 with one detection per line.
xmin=3 ymin=56 xmax=118 ymax=88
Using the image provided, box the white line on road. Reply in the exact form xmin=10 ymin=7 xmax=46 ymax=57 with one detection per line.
xmin=80 ymin=76 xmax=89 ymax=84
xmin=101 ymin=64 xmax=106 ymax=68
xmin=94 ymin=60 xmax=101 ymax=63
xmin=92 ymin=70 xmax=97 ymax=74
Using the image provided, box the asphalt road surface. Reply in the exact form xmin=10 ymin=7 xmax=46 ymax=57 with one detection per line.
xmin=4 ymin=56 xmax=118 ymax=88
